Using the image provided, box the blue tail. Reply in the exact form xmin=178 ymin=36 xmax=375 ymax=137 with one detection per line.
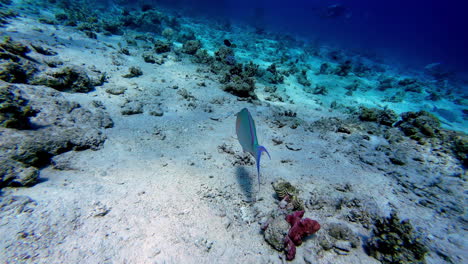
xmin=255 ymin=145 xmax=271 ymax=192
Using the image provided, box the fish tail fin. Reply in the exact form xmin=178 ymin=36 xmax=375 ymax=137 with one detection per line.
xmin=256 ymin=145 xmax=271 ymax=192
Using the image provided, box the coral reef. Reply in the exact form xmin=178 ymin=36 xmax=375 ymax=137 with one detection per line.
xmin=366 ymin=211 xmax=428 ymax=264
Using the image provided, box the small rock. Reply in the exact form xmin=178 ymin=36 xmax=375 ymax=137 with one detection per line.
xmin=122 ymin=66 xmax=142 ymax=78
xmin=105 ymin=86 xmax=126 ymax=95
xmin=334 ymin=240 xmax=352 ymax=252
xmin=121 ymin=101 xmax=143 ymax=115
xmin=149 ymin=108 xmax=164 ymax=117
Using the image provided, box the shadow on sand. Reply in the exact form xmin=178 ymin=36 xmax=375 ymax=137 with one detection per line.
xmin=235 ymin=166 xmax=255 ymax=202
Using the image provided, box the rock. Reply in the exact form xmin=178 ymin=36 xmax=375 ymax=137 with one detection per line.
xmin=366 ymin=211 xmax=428 ymax=264
xmin=396 ymin=111 xmax=440 ymax=142
xmin=263 ymin=63 xmax=284 ymax=84
xmin=389 ymin=154 xmax=407 ymax=166
xmin=334 ymin=240 xmax=352 ymax=252
xmin=0 ymin=82 xmax=111 ymax=187
xmin=297 ymin=69 xmax=311 ymax=87
xmin=0 ymin=84 xmax=37 ymax=129
xmin=32 ymin=66 xmax=98 ymax=93
xmin=193 ymin=49 xmax=213 ymax=64
xmin=142 ymin=53 xmax=156 ymax=64
xmin=153 ymin=40 xmax=171 ymax=54
xmin=105 ymin=85 xmax=126 ymax=95
xmin=327 ymin=222 xmax=360 ymax=248
xmin=90 ymin=201 xmax=111 ymax=217
xmin=222 ymin=75 xmax=256 ymax=98
xmin=264 ymin=212 xmax=290 ymax=251
xmin=0 ymin=159 xmax=39 ymax=187
xmin=149 ymin=108 xmax=164 ymax=117
xmin=182 ymin=40 xmax=201 ymax=55
xmin=317 ymin=234 xmax=333 ymax=250
xmin=30 ymin=44 xmax=57 ymax=56
xmin=424 ymin=62 xmax=451 ymax=80
xmin=0 ymin=37 xmax=30 ymax=57
xmin=334 ymin=60 xmax=352 ymax=76
xmin=121 ymin=101 xmax=143 ymax=115
xmin=0 ymin=61 xmax=36 ymax=83
xmin=359 ymin=106 xmax=397 ymax=126
xmin=122 ymin=66 xmax=142 ymax=78
xmin=0 ymin=195 xmax=36 ymax=214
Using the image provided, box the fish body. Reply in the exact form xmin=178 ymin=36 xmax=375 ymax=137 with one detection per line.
xmin=236 ymin=108 xmax=270 ymax=191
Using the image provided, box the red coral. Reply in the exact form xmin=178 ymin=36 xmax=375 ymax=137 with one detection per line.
xmin=284 ymin=210 xmax=320 ymax=260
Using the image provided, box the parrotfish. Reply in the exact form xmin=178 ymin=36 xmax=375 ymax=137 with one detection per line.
xmin=236 ymin=108 xmax=271 ymax=191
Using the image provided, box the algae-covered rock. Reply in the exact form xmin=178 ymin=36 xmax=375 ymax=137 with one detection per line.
xmin=0 ymin=9 xmax=17 ymax=26
xmin=0 ymin=37 xmax=30 ymax=57
xmin=264 ymin=63 xmax=284 ymax=84
xmin=122 ymin=66 xmax=143 ymax=78
xmin=153 ymin=40 xmax=171 ymax=54
xmin=0 ymin=61 xmax=32 ymax=83
xmin=0 ymin=159 xmax=39 ymax=187
xmin=32 ymin=66 xmax=97 ymax=92
xmin=359 ymin=106 xmax=398 ymax=126
xmin=297 ymin=69 xmax=311 ymax=87
xmin=263 ymin=211 xmax=290 ymax=251
xmin=366 ymin=211 xmax=428 ymax=264
xmin=334 ymin=60 xmax=352 ymax=76
xmin=396 ymin=111 xmax=440 ymax=142
xmin=243 ymin=61 xmax=259 ymax=78
xmin=221 ymin=74 xmax=256 ymax=99
xmin=0 ymin=82 xmax=112 ymax=188
xmin=214 ymin=46 xmax=234 ymax=62
xmin=327 ymin=222 xmax=360 ymax=248
xmin=0 ymin=84 xmax=37 ymax=129
xmin=193 ymin=49 xmax=212 ymax=64
xmin=453 ymin=134 xmax=468 ymax=166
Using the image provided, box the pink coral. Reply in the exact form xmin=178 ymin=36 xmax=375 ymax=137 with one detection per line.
xmin=283 ymin=210 xmax=320 ymax=260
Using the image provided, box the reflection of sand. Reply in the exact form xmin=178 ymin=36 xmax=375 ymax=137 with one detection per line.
xmin=0 ymin=5 xmax=466 ymax=264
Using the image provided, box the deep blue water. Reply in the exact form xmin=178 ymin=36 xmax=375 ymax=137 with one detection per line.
xmin=152 ymin=0 xmax=468 ymax=76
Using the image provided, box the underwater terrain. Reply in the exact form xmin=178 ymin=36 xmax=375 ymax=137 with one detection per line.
xmin=0 ymin=0 xmax=467 ymax=263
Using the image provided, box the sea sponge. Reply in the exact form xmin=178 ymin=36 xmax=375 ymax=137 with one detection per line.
xmin=286 ymin=210 xmax=321 ymax=246
xmin=283 ymin=210 xmax=321 ymax=260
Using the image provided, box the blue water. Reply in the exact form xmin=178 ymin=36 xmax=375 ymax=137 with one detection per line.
xmin=155 ymin=0 xmax=468 ymax=75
